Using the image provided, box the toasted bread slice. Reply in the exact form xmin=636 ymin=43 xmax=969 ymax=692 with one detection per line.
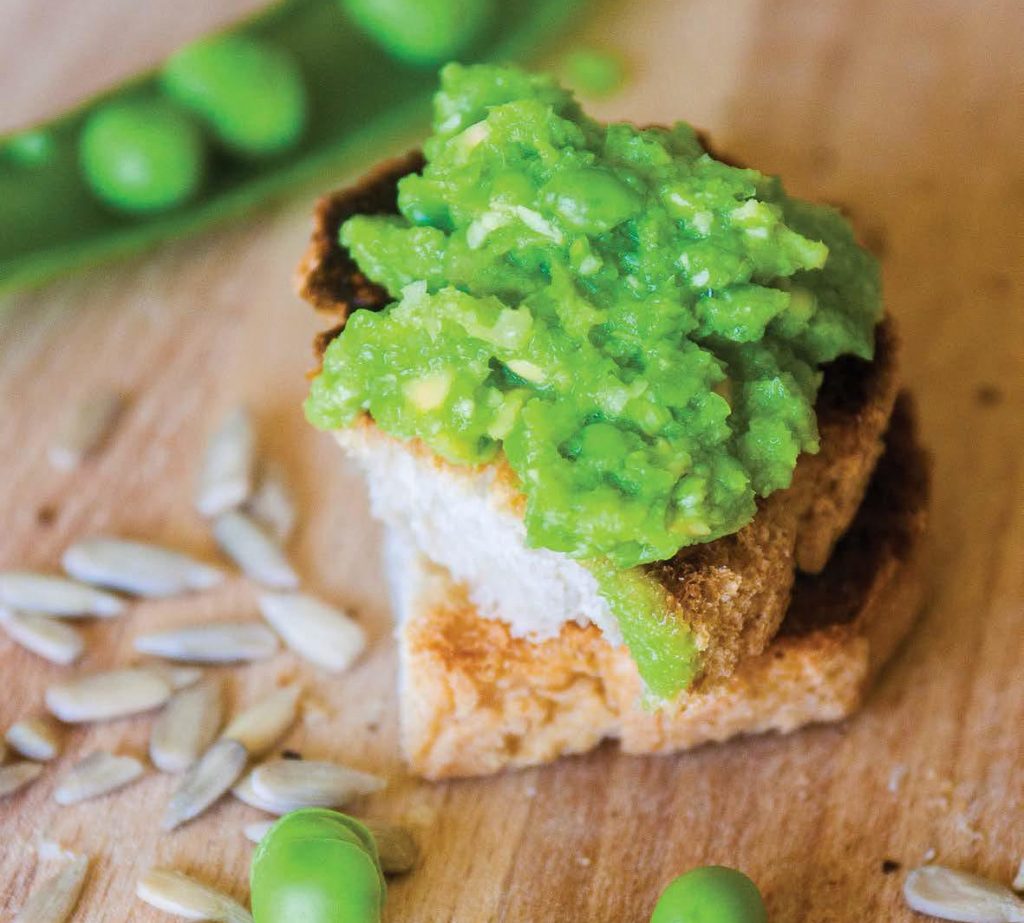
xmin=299 ymin=155 xmax=899 ymax=690
xmin=387 ymin=395 xmax=929 ymax=779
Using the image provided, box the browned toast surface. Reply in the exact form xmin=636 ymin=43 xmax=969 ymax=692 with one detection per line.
xmin=395 ymin=395 xmax=930 ymax=779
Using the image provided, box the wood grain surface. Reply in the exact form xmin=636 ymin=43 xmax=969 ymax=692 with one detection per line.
xmin=1 ymin=0 xmax=1022 ymax=920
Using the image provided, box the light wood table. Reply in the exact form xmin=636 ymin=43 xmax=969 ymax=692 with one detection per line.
xmin=1 ymin=0 xmax=1021 ymax=919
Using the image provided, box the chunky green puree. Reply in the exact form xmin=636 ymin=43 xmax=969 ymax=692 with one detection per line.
xmin=307 ymin=64 xmax=882 ymax=696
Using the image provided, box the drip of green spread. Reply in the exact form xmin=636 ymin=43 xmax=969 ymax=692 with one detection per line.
xmin=306 ymin=63 xmax=882 ymax=696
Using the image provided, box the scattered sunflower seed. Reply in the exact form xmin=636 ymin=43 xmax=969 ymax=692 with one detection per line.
xmin=151 ymin=678 xmax=225 ymax=774
xmin=54 ymin=751 xmax=144 ymax=805
xmin=0 ymin=608 xmax=85 ymax=665
xmin=246 ymin=460 xmax=296 ymax=544
xmin=46 ymin=668 xmax=172 ymax=723
xmin=0 ymin=761 xmax=44 ymax=798
xmin=212 ymin=511 xmax=298 ymax=589
xmin=363 ymin=821 xmax=419 ymax=875
xmin=6 ymin=716 xmax=63 ymax=762
xmin=242 ymin=820 xmax=274 ymax=843
xmin=62 ymin=537 xmax=223 ymax=597
xmin=221 ymin=686 xmax=300 ymax=757
xmin=242 ymin=759 xmax=384 ymax=815
xmin=14 ymin=853 xmax=90 ymax=923
xmin=258 ymin=593 xmax=365 ymax=673
xmin=156 ymin=666 xmax=205 ymax=691
xmin=137 ymin=868 xmax=252 ymax=923
xmin=904 ymin=866 xmax=1024 ymax=923
xmin=48 ymin=389 xmax=123 ymax=471
xmin=0 ymin=573 xmax=123 ymax=618
xmin=196 ymin=407 xmax=255 ymax=518
xmin=230 ymin=773 xmax=282 ymax=814
xmin=162 ymin=738 xmax=248 ymax=831
xmin=135 ymin=621 xmax=279 ymax=664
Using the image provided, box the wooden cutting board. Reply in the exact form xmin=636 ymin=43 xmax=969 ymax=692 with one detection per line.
xmin=1 ymin=0 xmax=1022 ymax=920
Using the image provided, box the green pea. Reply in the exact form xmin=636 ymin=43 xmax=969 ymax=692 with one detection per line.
xmin=79 ymin=98 xmax=205 ymax=213
xmin=542 ymin=167 xmax=641 ymax=234
xmin=651 ymin=866 xmax=768 ymax=923
xmin=162 ymin=34 xmax=308 ymax=157
xmin=341 ymin=0 xmax=494 ymax=65
xmin=4 ymin=129 xmax=56 ymax=167
xmin=251 ymin=808 xmax=386 ymax=923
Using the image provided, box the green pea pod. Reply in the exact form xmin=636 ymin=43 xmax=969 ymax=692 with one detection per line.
xmin=252 ymin=809 xmax=386 ymax=923
xmin=0 ymin=0 xmax=588 ymax=298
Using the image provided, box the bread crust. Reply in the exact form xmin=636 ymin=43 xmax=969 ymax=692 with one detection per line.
xmin=300 ymin=153 xmax=900 ymax=687
xmin=393 ymin=395 xmax=929 ymax=779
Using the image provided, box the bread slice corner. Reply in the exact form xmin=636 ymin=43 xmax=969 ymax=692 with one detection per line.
xmin=387 ymin=394 xmax=929 ymax=780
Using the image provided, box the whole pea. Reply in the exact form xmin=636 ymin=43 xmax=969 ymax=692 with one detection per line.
xmin=251 ymin=808 xmax=386 ymax=923
xmin=161 ymin=34 xmax=308 ymax=157
xmin=341 ymin=0 xmax=494 ymax=65
xmin=79 ymin=97 xmax=205 ymax=212
xmin=651 ymin=866 xmax=768 ymax=923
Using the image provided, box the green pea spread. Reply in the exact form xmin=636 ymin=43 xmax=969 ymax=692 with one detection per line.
xmin=307 ymin=63 xmax=882 ymax=695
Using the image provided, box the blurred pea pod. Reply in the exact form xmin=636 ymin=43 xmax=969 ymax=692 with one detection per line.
xmin=0 ymin=0 xmax=588 ymax=297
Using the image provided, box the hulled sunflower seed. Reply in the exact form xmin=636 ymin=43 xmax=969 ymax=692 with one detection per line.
xmin=196 ymin=407 xmax=255 ymax=518
xmin=213 ymin=512 xmax=298 ymax=589
xmin=151 ymin=678 xmax=225 ymax=773
xmin=904 ymin=866 xmax=1024 ymax=923
xmin=258 ymin=593 xmax=365 ymax=673
xmin=6 ymin=716 xmax=63 ymax=762
xmin=14 ymin=853 xmax=90 ymax=923
xmin=221 ymin=685 xmax=300 ymax=756
xmin=0 ymin=573 xmax=122 ymax=618
xmin=62 ymin=538 xmax=223 ymax=598
xmin=46 ymin=668 xmax=171 ymax=723
xmin=363 ymin=821 xmax=419 ymax=876
xmin=158 ymin=666 xmax=205 ymax=691
xmin=0 ymin=608 xmax=84 ymax=665
xmin=0 ymin=761 xmax=43 ymax=798
xmin=54 ymin=752 xmax=144 ymax=805
xmin=135 ymin=621 xmax=279 ymax=664
xmin=48 ymin=388 xmax=123 ymax=471
xmin=246 ymin=460 xmax=296 ymax=544
xmin=231 ymin=773 xmax=282 ymax=814
xmin=241 ymin=759 xmax=384 ymax=814
xmin=137 ymin=868 xmax=252 ymax=923
xmin=162 ymin=738 xmax=248 ymax=831
xmin=243 ymin=820 xmax=274 ymax=843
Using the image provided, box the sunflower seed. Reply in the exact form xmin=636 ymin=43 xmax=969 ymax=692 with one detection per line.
xmin=230 ymin=773 xmax=282 ymax=814
xmin=6 ymin=716 xmax=63 ymax=762
xmin=213 ymin=511 xmax=298 ymax=589
xmin=258 ymin=593 xmax=365 ymax=673
xmin=221 ymin=686 xmax=300 ymax=757
xmin=137 ymin=868 xmax=252 ymax=923
xmin=135 ymin=621 xmax=279 ymax=664
xmin=162 ymin=738 xmax=248 ymax=831
xmin=0 ymin=761 xmax=43 ymax=798
xmin=242 ymin=820 xmax=274 ymax=843
xmin=1013 ymin=859 xmax=1024 ymax=893
xmin=54 ymin=751 xmax=144 ymax=805
xmin=241 ymin=759 xmax=384 ymax=815
xmin=904 ymin=866 xmax=1024 ymax=922
xmin=158 ymin=666 xmax=205 ymax=690
xmin=151 ymin=678 xmax=225 ymax=773
xmin=246 ymin=460 xmax=297 ymax=544
xmin=14 ymin=853 xmax=90 ymax=923
xmin=48 ymin=388 xmax=123 ymax=471
xmin=362 ymin=821 xmax=419 ymax=875
xmin=46 ymin=668 xmax=172 ymax=722
xmin=196 ymin=407 xmax=255 ymax=518
xmin=62 ymin=538 xmax=223 ymax=598
xmin=0 ymin=573 xmax=123 ymax=618
xmin=0 ymin=608 xmax=84 ymax=665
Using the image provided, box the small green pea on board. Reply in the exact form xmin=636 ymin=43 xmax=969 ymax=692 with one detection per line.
xmin=0 ymin=0 xmax=589 ymax=298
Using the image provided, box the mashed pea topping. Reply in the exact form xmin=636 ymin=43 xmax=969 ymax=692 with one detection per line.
xmin=306 ymin=64 xmax=882 ymax=694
